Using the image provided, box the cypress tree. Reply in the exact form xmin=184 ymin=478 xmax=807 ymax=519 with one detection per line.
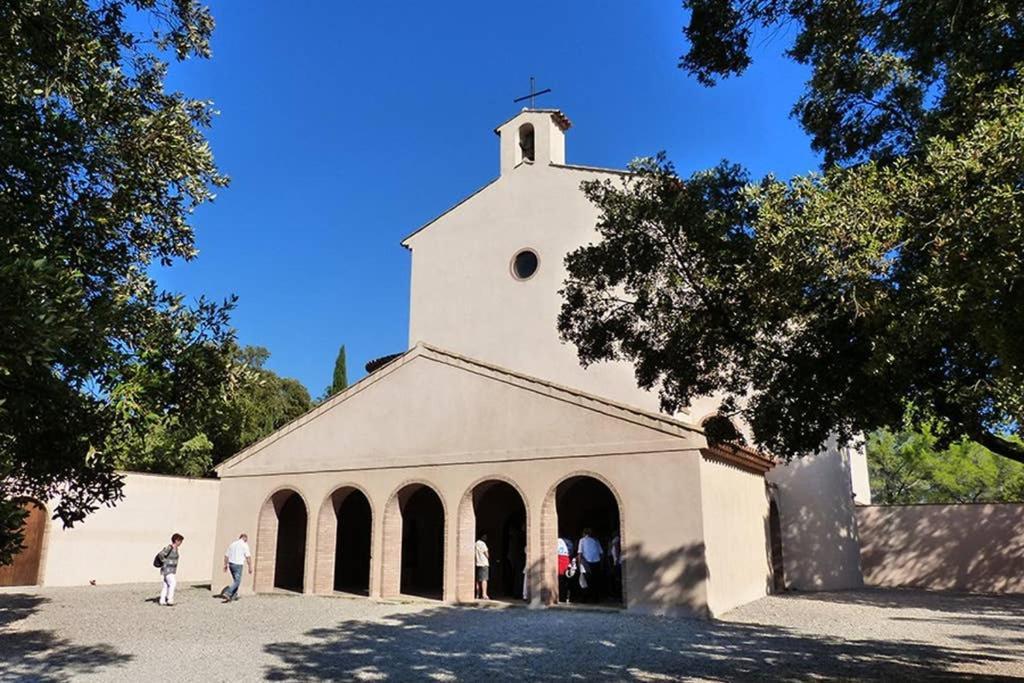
xmin=330 ymin=345 xmax=348 ymax=394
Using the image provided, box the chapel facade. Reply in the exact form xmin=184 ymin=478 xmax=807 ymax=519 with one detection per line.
xmin=209 ymin=109 xmax=866 ymax=617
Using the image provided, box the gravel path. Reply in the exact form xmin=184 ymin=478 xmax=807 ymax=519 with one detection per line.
xmin=1 ymin=583 xmax=1021 ymax=681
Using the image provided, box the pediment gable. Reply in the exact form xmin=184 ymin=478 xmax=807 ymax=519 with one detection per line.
xmin=216 ymin=345 xmax=703 ymax=478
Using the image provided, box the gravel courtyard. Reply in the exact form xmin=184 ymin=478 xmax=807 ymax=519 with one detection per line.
xmin=2 ymin=583 xmax=1022 ymax=681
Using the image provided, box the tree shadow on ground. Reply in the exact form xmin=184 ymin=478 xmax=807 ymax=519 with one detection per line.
xmin=790 ymin=588 xmax=1024 ymax=620
xmin=0 ymin=591 xmax=132 ymax=681
xmin=263 ymin=605 xmax=1016 ymax=681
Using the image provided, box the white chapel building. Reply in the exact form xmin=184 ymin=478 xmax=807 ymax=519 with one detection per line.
xmin=207 ymin=109 xmax=868 ymax=617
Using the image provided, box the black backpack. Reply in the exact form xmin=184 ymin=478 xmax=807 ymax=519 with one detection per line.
xmin=153 ymin=547 xmax=166 ymax=568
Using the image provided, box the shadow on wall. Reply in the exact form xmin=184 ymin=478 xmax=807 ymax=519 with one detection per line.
xmin=529 ymin=542 xmax=708 ymax=616
xmin=261 ymin=602 xmax=1011 ymax=681
xmin=0 ymin=593 xmax=132 ymax=681
xmin=769 ymin=449 xmax=863 ymax=591
xmin=623 ymin=542 xmax=709 ymax=616
xmin=857 ymin=504 xmax=1024 ymax=594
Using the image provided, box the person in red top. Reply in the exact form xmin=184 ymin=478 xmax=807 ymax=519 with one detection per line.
xmin=557 ymin=536 xmax=574 ymax=603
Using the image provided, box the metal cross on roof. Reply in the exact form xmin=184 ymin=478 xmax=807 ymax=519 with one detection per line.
xmin=513 ymin=76 xmax=552 ymax=108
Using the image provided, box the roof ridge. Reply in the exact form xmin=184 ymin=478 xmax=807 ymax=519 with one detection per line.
xmin=214 ymin=346 xmax=423 ymax=473
xmin=400 ymin=177 xmax=498 ymax=248
xmin=416 ymin=343 xmax=701 ymax=435
xmin=551 ymin=162 xmax=632 ymax=176
xmin=216 ymin=343 xmax=714 ymax=475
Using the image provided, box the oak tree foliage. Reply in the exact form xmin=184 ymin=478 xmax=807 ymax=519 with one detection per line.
xmin=0 ymin=0 xmax=227 ymax=562
xmin=559 ymin=1 xmax=1024 ymax=464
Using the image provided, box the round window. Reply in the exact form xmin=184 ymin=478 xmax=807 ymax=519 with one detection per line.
xmin=511 ymin=249 xmax=539 ymax=280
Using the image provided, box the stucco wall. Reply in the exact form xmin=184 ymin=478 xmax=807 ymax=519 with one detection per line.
xmin=699 ymin=456 xmax=771 ymax=616
xmin=41 ymin=472 xmax=220 ymax=587
xmin=406 ymin=161 xmax=669 ymax=416
xmin=210 ymin=344 xmax=732 ymax=615
xmin=857 ymin=503 xmax=1024 ymax=593
xmin=767 ymin=443 xmax=864 ymax=591
xmin=212 ymin=450 xmax=711 ymax=616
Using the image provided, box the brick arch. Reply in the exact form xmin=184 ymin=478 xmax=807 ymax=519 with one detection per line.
xmin=455 ymin=475 xmax=531 ymax=602
xmin=313 ymin=483 xmax=375 ymax=595
xmin=540 ymin=470 xmax=626 ymax=605
xmin=381 ymin=480 xmax=448 ymax=599
xmin=254 ymin=486 xmax=312 ymax=593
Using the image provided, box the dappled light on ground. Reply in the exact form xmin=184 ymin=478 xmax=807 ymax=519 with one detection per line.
xmin=1 ymin=584 xmax=1021 ymax=680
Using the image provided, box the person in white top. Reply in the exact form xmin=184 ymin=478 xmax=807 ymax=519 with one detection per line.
xmin=576 ymin=528 xmax=604 ymax=603
xmin=222 ymin=533 xmax=252 ymax=602
xmin=474 ymin=533 xmax=491 ymax=600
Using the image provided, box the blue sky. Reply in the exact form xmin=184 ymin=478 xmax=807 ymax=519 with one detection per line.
xmin=156 ymin=1 xmax=818 ymax=395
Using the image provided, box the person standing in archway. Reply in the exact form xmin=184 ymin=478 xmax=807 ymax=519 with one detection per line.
xmin=609 ymin=531 xmax=622 ymax=602
xmin=474 ymin=533 xmax=491 ymax=600
xmin=156 ymin=533 xmax=184 ymax=606
xmin=577 ymin=528 xmax=603 ymax=603
xmin=557 ymin=535 xmax=574 ymax=603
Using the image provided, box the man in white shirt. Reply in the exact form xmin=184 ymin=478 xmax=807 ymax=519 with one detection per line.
xmin=576 ymin=528 xmax=603 ymax=603
xmin=474 ymin=533 xmax=490 ymax=600
xmin=222 ymin=533 xmax=252 ymax=602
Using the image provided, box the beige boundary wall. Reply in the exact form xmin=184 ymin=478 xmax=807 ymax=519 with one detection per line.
xmin=39 ymin=472 xmax=221 ymax=587
xmin=857 ymin=503 xmax=1024 ymax=594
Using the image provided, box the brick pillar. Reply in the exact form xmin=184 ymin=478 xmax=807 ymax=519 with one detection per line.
xmin=368 ymin=496 xmax=382 ymax=599
xmin=538 ymin=487 xmax=558 ymax=605
xmin=381 ymin=493 xmax=403 ymax=598
xmin=302 ymin=499 xmax=316 ymax=595
xmin=455 ymin=491 xmax=475 ymax=603
xmin=314 ymin=495 xmax=337 ymax=594
xmin=254 ymin=496 xmax=279 ymax=593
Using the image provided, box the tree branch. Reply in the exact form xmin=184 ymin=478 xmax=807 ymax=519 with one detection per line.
xmin=974 ymin=431 xmax=1024 ymax=466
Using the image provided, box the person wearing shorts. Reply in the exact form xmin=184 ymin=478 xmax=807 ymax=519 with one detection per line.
xmin=475 ymin=533 xmax=490 ymax=600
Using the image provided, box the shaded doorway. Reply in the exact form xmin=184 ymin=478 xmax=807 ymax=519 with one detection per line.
xmin=0 ymin=499 xmax=46 ymax=587
xmin=463 ymin=480 xmax=527 ymax=601
xmin=769 ymin=499 xmax=786 ymax=592
xmin=255 ymin=489 xmax=316 ymax=593
xmin=334 ymin=489 xmax=372 ymax=594
xmin=554 ymin=475 xmax=623 ymax=605
xmin=399 ymin=485 xmax=445 ymax=599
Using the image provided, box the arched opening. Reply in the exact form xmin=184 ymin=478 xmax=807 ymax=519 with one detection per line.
xmin=518 ymin=123 xmax=535 ymax=163
xmin=384 ymin=483 xmax=445 ymax=600
xmin=548 ymin=475 xmax=623 ymax=606
xmin=314 ymin=486 xmax=373 ymax=596
xmin=275 ymin=492 xmax=307 ymax=592
xmin=0 ymin=499 xmax=47 ymax=587
xmin=334 ymin=489 xmax=372 ymax=594
xmin=255 ymin=489 xmax=308 ymax=593
xmin=457 ymin=480 xmax=527 ymax=602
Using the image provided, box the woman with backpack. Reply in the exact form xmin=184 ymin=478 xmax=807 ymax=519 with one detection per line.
xmin=155 ymin=533 xmax=184 ymax=606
